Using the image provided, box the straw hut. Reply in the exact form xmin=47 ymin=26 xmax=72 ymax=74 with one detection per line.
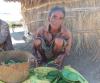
xmin=4 ymin=0 xmax=100 ymax=82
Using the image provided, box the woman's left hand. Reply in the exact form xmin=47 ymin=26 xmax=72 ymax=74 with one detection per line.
xmin=54 ymin=54 xmax=65 ymax=67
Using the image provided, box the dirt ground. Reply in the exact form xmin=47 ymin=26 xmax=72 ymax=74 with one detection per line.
xmin=11 ymin=27 xmax=100 ymax=83
xmin=10 ymin=27 xmax=33 ymax=52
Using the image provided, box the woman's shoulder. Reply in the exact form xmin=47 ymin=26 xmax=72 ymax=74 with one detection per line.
xmin=61 ymin=26 xmax=72 ymax=37
xmin=0 ymin=19 xmax=8 ymax=25
xmin=37 ymin=25 xmax=48 ymax=32
xmin=0 ymin=19 xmax=8 ymax=28
xmin=36 ymin=25 xmax=48 ymax=35
xmin=62 ymin=26 xmax=71 ymax=33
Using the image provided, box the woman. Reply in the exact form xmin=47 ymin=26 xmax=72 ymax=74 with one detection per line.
xmin=32 ymin=6 xmax=72 ymax=68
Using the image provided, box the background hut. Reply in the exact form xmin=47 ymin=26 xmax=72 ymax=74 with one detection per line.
xmin=4 ymin=0 xmax=100 ymax=83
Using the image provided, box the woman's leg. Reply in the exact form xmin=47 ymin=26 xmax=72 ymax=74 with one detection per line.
xmin=52 ymin=38 xmax=67 ymax=68
xmin=33 ymin=38 xmax=47 ymax=63
xmin=53 ymin=38 xmax=64 ymax=53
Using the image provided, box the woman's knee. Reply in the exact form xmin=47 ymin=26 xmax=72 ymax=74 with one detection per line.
xmin=53 ymin=38 xmax=64 ymax=51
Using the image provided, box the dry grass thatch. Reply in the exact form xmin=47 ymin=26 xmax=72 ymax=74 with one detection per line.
xmin=5 ymin=0 xmax=79 ymax=8
xmin=21 ymin=0 xmax=100 ymax=61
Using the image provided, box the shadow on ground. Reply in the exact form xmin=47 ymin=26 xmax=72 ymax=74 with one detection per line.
xmin=64 ymin=49 xmax=100 ymax=83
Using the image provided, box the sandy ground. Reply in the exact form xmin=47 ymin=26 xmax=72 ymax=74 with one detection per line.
xmin=10 ymin=27 xmax=100 ymax=83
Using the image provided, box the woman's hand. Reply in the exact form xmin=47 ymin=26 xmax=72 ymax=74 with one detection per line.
xmin=54 ymin=54 xmax=66 ymax=67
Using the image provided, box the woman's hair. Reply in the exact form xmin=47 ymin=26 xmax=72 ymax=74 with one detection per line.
xmin=48 ymin=6 xmax=65 ymax=17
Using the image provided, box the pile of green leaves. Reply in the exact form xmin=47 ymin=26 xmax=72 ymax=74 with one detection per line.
xmin=23 ymin=66 xmax=88 ymax=83
xmin=0 ymin=66 xmax=88 ymax=83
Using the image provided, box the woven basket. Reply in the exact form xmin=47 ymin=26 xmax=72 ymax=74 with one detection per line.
xmin=0 ymin=50 xmax=35 ymax=83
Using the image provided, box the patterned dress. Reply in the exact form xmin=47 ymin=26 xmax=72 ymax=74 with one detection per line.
xmin=33 ymin=25 xmax=71 ymax=62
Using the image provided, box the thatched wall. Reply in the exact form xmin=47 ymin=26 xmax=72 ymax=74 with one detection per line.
xmin=21 ymin=0 xmax=80 ymax=32
xmin=5 ymin=0 xmax=78 ymax=8
xmin=5 ymin=0 xmax=100 ymax=60
xmin=20 ymin=0 xmax=100 ymax=61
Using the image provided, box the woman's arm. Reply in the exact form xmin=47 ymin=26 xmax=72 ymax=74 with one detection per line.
xmin=65 ymin=30 xmax=72 ymax=55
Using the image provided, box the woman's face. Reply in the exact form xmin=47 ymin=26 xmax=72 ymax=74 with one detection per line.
xmin=49 ymin=11 xmax=64 ymax=29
